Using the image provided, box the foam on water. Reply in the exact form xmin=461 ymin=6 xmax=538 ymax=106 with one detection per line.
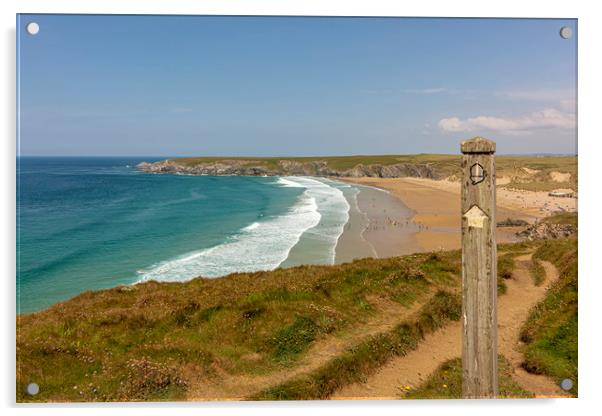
xmin=243 ymin=222 xmax=261 ymax=231
xmin=136 ymin=183 xmax=321 ymax=282
xmin=136 ymin=176 xmax=350 ymax=282
xmin=279 ymin=177 xmax=351 ymax=263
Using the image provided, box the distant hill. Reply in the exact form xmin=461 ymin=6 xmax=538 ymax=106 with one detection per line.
xmin=138 ymin=154 xmax=577 ymax=191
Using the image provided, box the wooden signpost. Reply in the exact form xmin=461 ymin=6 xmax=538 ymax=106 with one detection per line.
xmin=461 ymin=137 xmax=498 ymax=398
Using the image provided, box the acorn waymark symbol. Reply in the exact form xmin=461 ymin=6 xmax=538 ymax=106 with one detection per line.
xmin=470 ymin=163 xmax=486 ymax=185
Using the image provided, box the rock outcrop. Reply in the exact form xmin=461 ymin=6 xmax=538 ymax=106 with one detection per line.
xmin=516 ymin=221 xmax=577 ymax=241
xmin=137 ymin=158 xmax=442 ymax=179
xmin=497 ymin=218 xmax=530 ymax=227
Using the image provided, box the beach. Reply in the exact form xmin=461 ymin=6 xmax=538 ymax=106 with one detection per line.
xmin=334 ymin=177 xmax=577 ymax=256
xmin=17 ymin=160 xmax=576 ymax=313
xmin=334 ymin=184 xmax=420 ymax=263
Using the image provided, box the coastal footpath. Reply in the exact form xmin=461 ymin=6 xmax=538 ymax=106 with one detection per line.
xmin=17 ymin=231 xmax=577 ymax=402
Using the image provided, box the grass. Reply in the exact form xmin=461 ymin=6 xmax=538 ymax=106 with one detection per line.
xmin=497 ymin=252 xmax=519 ymax=295
xmin=16 ymin=237 xmax=577 ymax=402
xmin=17 ymin=251 xmax=462 ymax=402
xmin=251 ymin=291 xmax=462 ymax=400
xmin=542 ymin=212 xmax=578 ymax=227
xmin=168 ymin=154 xmax=577 ymax=190
xmin=528 ymin=259 xmax=546 ymax=286
xmin=404 ymin=356 xmax=533 ymax=399
xmin=495 ymin=155 xmax=577 ymax=192
xmin=521 ymin=238 xmax=578 ymax=396
xmin=497 ymin=253 xmax=514 ymax=288
xmin=496 ymin=241 xmax=542 ymax=293
xmin=174 ymin=154 xmax=461 ymax=176
xmin=266 ymin=316 xmax=321 ymax=364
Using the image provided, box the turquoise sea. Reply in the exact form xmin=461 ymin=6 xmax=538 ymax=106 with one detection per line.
xmin=17 ymin=157 xmax=357 ymax=313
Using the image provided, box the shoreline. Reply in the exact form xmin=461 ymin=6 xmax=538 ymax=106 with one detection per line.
xmin=335 ymin=177 xmax=576 ymax=253
xmin=334 ymin=182 xmax=420 ymax=263
xmin=19 ymin=173 xmax=575 ymax=313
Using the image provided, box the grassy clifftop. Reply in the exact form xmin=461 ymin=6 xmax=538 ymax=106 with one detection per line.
xmin=16 ymin=237 xmax=577 ymax=402
xmin=17 ymin=251 xmax=462 ymax=402
xmin=174 ymin=154 xmax=459 ymax=172
xmin=141 ymin=154 xmax=577 ymax=191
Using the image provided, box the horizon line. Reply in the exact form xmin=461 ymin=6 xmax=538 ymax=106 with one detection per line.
xmin=16 ymin=153 xmax=578 ymax=158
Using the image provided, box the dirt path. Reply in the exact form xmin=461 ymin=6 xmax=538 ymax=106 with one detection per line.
xmin=499 ymin=257 xmax=570 ymax=398
xmin=185 ymin=293 xmax=428 ymax=400
xmin=332 ymin=252 xmax=567 ymax=399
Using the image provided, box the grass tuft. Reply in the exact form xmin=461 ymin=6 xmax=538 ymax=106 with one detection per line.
xmin=497 ymin=253 xmax=517 ymax=295
xmin=266 ymin=316 xmax=321 ymax=364
xmin=528 ymin=259 xmax=546 ymax=286
xmin=404 ymin=356 xmax=533 ymax=399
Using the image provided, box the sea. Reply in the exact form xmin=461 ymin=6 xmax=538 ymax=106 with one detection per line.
xmin=16 ymin=157 xmax=360 ymax=313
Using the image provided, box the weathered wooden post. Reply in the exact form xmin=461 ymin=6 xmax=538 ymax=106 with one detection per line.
xmin=461 ymin=137 xmax=498 ymax=398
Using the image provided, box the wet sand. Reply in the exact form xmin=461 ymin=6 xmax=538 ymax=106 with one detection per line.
xmin=335 ymin=184 xmax=420 ymax=263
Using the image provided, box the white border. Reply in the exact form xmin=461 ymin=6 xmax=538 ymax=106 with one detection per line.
xmin=2 ymin=1 xmax=601 ymax=415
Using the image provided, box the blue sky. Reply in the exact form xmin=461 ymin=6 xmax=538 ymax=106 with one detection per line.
xmin=18 ymin=15 xmax=577 ymax=156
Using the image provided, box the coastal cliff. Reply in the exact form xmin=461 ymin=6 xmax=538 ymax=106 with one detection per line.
xmin=137 ymin=158 xmax=443 ymax=179
xmin=136 ymin=154 xmax=578 ymax=192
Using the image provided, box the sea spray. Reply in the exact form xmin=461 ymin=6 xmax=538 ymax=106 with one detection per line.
xmin=137 ymin=176 xmax=352 ymax=281
xmin=278 ymin=177 xmax=351 ymax=267
xmin=137 ymin=189 xmax=321 ymax=282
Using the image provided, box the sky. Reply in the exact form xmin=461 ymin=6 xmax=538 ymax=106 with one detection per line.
xmin=17 ymin=15 xmax=577 ymax=156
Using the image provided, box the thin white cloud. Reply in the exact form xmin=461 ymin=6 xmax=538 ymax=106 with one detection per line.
xmin=496 ymin=89 xmax=576 ymax=111
xmin=438 ymin=108 xmax=575 ymax=135
xmin=496 ymin=89 xmax=574 ymax=102
xmin=402 ymin=87 xmax=448 ymax=94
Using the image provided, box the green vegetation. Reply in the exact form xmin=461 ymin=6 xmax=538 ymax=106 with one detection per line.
xmin=528 ymin=259 xmax=546 ymax=286
xmin=498 ymin=240 xmax=539 ymax=254
xmin=17 ymin=251 xmax=461 ymax=402
xmin=542 ymin=212 xmax=578 ymax=227
xmin=494 ymin=155 xmax=577 ymax=191
xmin=496 ymin=241 xmax=541 ymax=293
xmin=16 ymin=237 xmax=578 ymax=402
xmin=496 ymin=247 xmax=533 ymax=294
xmin=521 ymin=238 xmax=578 ymax=396
xmin=404 ymin=356 xmax=533 ymax=399
xmin=175 ymin=154 xmax=461 ymax=174
xmin=267 ymin=316 xmax=321 ymax=364
xmin=251 ymin=291 xmax=461 ymax=400
xmin=171 ymin=154 xmax=577 ymax=191
xmin=497 ymin=252 xmax=517 ymax=295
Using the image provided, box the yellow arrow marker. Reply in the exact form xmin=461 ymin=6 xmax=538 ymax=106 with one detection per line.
xmin=463 ymin=205 xmax=488 ymax=229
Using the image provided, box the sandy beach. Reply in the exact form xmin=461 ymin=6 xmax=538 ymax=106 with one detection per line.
xmin=335 ymin=177 xmax=577 ymax=255
xmin=335 ymin=184 xmax=420 ymax=263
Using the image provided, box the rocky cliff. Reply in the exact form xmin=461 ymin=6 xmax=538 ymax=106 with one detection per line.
xmin=136 ymin=158 xmax=443 ymax=179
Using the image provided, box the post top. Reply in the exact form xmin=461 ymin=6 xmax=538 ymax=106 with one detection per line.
xmin=461 ymin=137 xmax=496 ymax=154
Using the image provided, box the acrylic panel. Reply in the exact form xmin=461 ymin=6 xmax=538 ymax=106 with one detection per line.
xmin=16 ymin=14 xmax=577 ymax=402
